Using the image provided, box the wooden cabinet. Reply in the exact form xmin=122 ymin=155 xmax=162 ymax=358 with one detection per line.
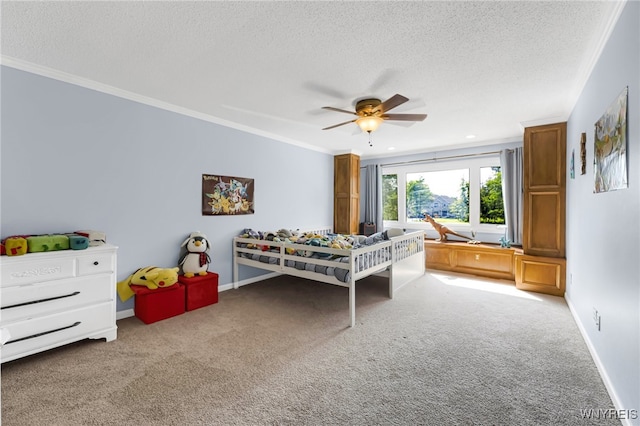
xmin=520 ymin=122 xmax=567 ymax=295
xmin=0 ymin=245 xmax=118 ymax=363
xmin=334 ymin=153 xmax=360 ymax=235
xmin=523 ymin=122 xmax=566 ymax=258
xmin=425 ymin=241 xmax=519 ymax=281
xmin=425 ymin=241 xmax=567 ymax=296
xmin=424 ymin=122 xmax=568 ymax=296
xmin=515 ymin=253 xmax=566 ymax=296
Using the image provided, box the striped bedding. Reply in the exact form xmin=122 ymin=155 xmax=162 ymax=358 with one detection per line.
xmin=235 ymin=231 xmax=392 ymax=283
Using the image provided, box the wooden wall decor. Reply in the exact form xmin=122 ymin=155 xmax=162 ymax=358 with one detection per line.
xmin=580 ymin=132 xmax=587 ymax=175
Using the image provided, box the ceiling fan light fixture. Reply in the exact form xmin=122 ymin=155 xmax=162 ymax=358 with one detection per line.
xmin=356 ymin=116 xmax=383 ymax=133
xmin=322 ymin=94 xmax=425 ymax=134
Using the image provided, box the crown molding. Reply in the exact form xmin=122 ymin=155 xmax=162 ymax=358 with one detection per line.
xmin=0 ymin=56 xmax=332 ymax=156
xmin=566 ymin=0 xmax=628 ymax=111
xmin=518 ymin=116 xmax=569 ymax=132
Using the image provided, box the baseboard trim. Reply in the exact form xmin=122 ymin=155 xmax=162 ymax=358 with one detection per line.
xmin=116 ymin=309 xmax=134 ymax=320
xmin=231 ymin=272 xmax=282 ymax=289
xmin=565 ymin=294 xmax=631 ymax=426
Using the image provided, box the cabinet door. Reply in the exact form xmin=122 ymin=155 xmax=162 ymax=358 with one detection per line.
xmin=424 ymin=243 xmax=453 ymax=270
xmin=334 ymin=154 xmax=360 ymax=234
xmin=523 ymin=122 xmax=566 ymax=257
xmin=515 ymin=254 xmax=566 ymax=296
xmin=454 ymin=248 xmax=515 ymax=280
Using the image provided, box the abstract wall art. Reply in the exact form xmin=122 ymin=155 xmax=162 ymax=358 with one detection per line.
xmin=594 ymin=87 xmax=628 ymax=193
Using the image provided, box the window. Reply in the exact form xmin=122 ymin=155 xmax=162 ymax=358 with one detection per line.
xmin=382 ymin=174 xmax=399 ymax=221
xmin=407 ymin=168 xmax=469 ymax=223
xmin=480 ymin=166 xmax=505 ymax=225
xmin=383 ymin=157 xmax=504 ymax=233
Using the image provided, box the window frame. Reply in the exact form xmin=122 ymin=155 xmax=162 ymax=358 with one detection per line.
xmin=382 ymin=156 xmax=504 ymax=235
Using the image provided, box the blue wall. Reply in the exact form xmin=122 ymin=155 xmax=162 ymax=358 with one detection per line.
xmin=0 ymin=66 xmax=334 ymax=312
xmin=566 ymin=1 xmax=639 ymax=419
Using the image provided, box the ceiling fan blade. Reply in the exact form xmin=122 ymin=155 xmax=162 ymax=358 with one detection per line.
xmin=380 ymin=94 xmax=409 ymax=113
xmin=322 ymin=119 xmax=357 ymax=130
xmin=382 ymin=113 xmax=428 ymax=122
xmin=322 ymin=106 xmax=357 ymax=115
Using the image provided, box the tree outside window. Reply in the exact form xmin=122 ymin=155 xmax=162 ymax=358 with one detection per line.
xmin=448 ymin=178 xmax=469 ymax=222
xmin=382 ymin=174 xmax=398 ymax=221
xmin=407 ymin=170 xmax=469 ymax=223
xmin=406 ymin=177 xmax=434 ymax=219
xmin=480 ymin=167 xmax=505 ymax=224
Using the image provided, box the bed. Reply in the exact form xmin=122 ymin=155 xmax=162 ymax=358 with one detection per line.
xmin=232 ymin=228 xmax=425 ymax=327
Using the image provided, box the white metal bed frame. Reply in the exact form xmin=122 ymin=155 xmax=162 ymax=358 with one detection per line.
xmin=232 ymin=229 xmax=425 ymax=327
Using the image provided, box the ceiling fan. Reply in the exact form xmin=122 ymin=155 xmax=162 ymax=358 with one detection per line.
xmin=322 ymin=94 xmax=427 ymax=139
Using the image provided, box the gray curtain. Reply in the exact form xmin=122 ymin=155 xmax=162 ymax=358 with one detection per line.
xmin=500 ymin=147 xmax=523 ymax=245
xmin=364 ymin=164 xmax=383 ymax=233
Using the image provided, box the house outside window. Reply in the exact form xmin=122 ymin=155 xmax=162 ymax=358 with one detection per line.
xmin=382 ymin=156 xmax=505 ymax=234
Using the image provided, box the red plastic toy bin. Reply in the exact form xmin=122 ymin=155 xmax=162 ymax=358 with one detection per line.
xmin=178 ymin=272 xmax=219 ymax=311
xmin=132 ymin=283 xmax=185 ymax=324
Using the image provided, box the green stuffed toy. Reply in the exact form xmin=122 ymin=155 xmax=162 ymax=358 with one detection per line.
xmin=117 ymin=266 xmax=179 ymax=302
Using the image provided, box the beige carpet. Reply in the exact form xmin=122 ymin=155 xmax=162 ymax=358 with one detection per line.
xmin=1 ymin=271 xmax=617 ymax=425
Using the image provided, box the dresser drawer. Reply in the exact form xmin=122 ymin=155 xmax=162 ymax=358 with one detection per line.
xmin=1 ymin=274 xmax=113 ymax=325
xmin=1 ymin=302 xmax=114 ymax=363
xmin=1 ymin=257 xmax=77 ymax=287
xmin=0 ymin=244 xmax=117 ymax=363
xmin=77 ymin=252 xmax=115 ymax=276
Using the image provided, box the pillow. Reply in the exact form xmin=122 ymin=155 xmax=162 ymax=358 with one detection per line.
xmin=363 ymin=232 xmax=385 ymax=245
xmin=384 ymin=228 xmax=404 ymax=239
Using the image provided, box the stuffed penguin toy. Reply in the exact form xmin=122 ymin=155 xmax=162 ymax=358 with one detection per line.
xmin=179 ymin=231 xmax=211 ymax=278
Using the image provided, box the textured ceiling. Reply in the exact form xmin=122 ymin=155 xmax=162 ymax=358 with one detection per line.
xmin=1 ymin=1 xmax=624 ymax=158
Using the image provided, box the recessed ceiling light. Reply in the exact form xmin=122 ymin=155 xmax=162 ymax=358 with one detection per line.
xmin=466 ymin=134 xmax=476 ymax=139
xmin=388 ymin=147 xmax=395 ymax=151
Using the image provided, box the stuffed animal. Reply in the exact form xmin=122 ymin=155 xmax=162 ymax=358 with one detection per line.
xmin=4 ymin=236 xmax=29 ymax=256
xmin=179 ymin=231 xmax=211 ymax=278
xmin=117 ymin=266 xmax=180 ymax=302
xmin=276 ymin=228 xmax=295 ymax=239
xmin=240 ymin=228 xmax=261 ymax=239
xmin=308 ymin=237 xmax=331 ymax=258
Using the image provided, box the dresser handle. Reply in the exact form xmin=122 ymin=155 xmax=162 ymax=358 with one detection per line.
xmin=5 ymin=322 xmax=81 ymax=345
xmin=1 ymin=291 xmax=81 ymax=310
xmin=93 ymin=261 xmax=99 ymax=266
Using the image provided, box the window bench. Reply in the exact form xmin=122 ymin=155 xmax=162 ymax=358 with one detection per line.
xmin=424 ymin=240 xmax=522 ymax=281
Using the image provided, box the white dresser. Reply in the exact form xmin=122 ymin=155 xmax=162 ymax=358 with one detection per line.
xmin=0 ymin=244 xmax=117 ymax=363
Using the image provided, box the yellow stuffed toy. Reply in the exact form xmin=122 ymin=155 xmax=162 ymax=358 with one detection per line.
xmin=117 ymin=266 xmax=179 ymax=302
